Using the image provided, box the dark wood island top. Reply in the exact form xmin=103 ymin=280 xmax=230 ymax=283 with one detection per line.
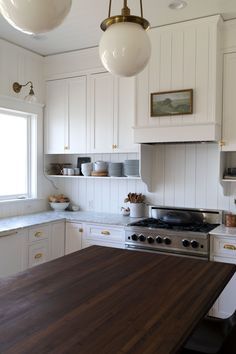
xmin=0 ymin=246 xmax=235 ymax=354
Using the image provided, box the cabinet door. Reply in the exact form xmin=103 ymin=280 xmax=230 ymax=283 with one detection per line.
xmin=90 ymin=72 xmax=114 ymax=153
xmin=65 ymin=222 xmax=82 ymax=255
xmin=68 ymin=76 xmax=87 ymax=153
xmin=50 ymin=221 xmax=65 ymax=260
xmin=114 ymin=76 xmax=138 ymax=153
xmin=222 ymin=52 xmax=236 ymax=151
xmin=45 ymin=79 xmax=68 ymax=154
xmin=0 ymin=231 xmax=27 ymax=277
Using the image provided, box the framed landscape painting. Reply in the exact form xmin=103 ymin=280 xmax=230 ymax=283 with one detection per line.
xmin=151 ymin=89 xmax=193 ymax=117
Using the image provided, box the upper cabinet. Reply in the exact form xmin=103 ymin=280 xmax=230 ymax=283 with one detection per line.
xmin=45 ymin=76 xmax=87 ymax=154
xmin=221 ymin=52 xmax=236 ymax=151
xmin=134 ymin=16 xmax=223 ymax=144
xmin=89 ymin=71 xmax=138 ymax=153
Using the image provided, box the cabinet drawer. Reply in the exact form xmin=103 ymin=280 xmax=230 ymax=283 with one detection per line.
xmin=85 ymin=224 xmax=125 ymax=243
xmin=28 ymin=241 xmax=49 ymax=268
xmin=29 ymin=225 xmax=50 ymax=242
xmin=212 ymin=237 xmax=236 ymax=259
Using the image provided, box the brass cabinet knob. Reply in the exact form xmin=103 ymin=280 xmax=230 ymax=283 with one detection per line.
xmin=101 ymin=230 xmax=110 ymax=235
xmin=79 ymin=228 xmax=83 ymax=233
xmin=219 ymin=140 xmax=225 ymax=147
xmin=223 ymin=244 xmax=236 ymax=251
xmin=34 ymin=231 xmax=42 ymax=238
xmin=64 ymin=146 xmax=69 ymax=150
xmin=34 ymin=253 xmax=43 ymax=259
xmin=112 ymin=144 xmax=117 ymax=149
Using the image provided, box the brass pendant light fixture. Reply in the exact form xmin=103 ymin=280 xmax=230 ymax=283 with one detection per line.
xmin=99 ymin=0 xmax=151 ymax=77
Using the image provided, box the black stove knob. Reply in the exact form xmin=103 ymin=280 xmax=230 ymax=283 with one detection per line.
xmin=131 ymin=234 xmax=138 ymax=241
xmin=138 ymin=234 xmax=146 ymax=242
xmin=147 ymin=236 xmax=154 ymax=244
xmin=191 ymin=240 xmax=199 ymax=248
xmin=182 ymin=239 xmax=190 ymax=247
xmin=156 ymin=236 xmax=163 ymax=244
xmin=164 ymin=237 xmax=171 ymax=245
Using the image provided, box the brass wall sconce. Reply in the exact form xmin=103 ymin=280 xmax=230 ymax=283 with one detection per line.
xmin=13 ymin=81 xmax=37 ymax=102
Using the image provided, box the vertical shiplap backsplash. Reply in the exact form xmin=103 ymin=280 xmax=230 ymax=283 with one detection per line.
xmin=46 ymin=143 xmax=236 ymax=214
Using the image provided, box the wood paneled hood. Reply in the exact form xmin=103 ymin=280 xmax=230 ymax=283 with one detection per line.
xmin=133 ymin=15 xmax=223 ymax=144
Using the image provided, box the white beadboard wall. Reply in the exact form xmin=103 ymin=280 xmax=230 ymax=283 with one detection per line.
xmin=0 ymin=39 xmax=54 ymax=218
xmin=46 ymin=143 xmax=236 ymax=214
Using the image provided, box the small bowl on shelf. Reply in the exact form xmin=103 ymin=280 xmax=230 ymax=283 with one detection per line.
xmin=49 ymin=202 xmax=70 ymax=211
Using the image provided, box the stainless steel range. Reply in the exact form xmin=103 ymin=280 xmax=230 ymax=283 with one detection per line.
xmin=125 ymin=206 xmax=222 ymax=260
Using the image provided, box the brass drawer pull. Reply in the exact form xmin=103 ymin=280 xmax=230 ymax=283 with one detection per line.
xmin=34 ymin=253 xmax=43 ymax=259
xmin=34 ymin=231 xmax=42 ymax=238
xmin=223 ymin=244 xmax=236 ymax=251
xmin=79 ymin=228 xmax=83 ymax=233
xmin=101 ymin=230 xmax=110 ymax=235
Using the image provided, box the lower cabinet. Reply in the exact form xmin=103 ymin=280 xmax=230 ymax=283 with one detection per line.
xmin=83 ymin=223 xmax=125 ymax=249
xmin=0 ymin=220 xmax=65 ymax=278
xmin=65 ymin=222 xmax=83 ymax=254
xmin=210 ymin=234 xmax=236 ymax=318
xmin=0 ymin=230 xmax=28 ymax=277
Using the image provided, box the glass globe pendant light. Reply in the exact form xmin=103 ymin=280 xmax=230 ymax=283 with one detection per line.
xmin=99 ymin=0 xmax=151 ymax=77
xmin=0 ymin=0 xmax=72 ymax=34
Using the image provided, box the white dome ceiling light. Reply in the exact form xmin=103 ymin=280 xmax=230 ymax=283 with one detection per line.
xmin=99 ymin=0 xmax=151 ymax=77
xmin=0 ymin=0 xmax=72 ymax=34
xmin=168 ymin=0 xmax=187 ymax=10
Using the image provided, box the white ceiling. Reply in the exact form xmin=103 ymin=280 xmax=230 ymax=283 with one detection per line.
xmin=0 ymin=0 xmax=235 ymax=56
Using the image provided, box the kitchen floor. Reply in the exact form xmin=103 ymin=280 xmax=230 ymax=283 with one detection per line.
xmin=181 ymin=324 xmax=236 ymax=354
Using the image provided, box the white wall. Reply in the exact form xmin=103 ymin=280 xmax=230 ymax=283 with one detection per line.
xmin=0 ymin=40 xmax=54 ymax=218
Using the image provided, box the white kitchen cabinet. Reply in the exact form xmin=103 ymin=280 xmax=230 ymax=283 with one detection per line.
xmin=221 ymin=52 xmax=236 ymax=151
xmin=210 ymin=234 xmax=236 ymax=318
xmin=28 ymin=240 xmax=49 ymax=268
xmin=50 ymin=221 xmax=65 ymax=260
xmin=0 ymin=230 xmax=27 ymax=277
xmin=45 ymin=76 xmax=87 ymax=154
xmin=134 ymin=15 xmax=223 ymax=143
xmin=65 ymin=221 xmax=83 ymax=254
xmin=89 ymin=71 xmax=138 ymax=153
xmin=83 ymin=223 xmax=125 ymax=249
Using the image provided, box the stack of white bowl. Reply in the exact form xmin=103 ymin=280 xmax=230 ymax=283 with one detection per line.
xmin=81 ymin=162 xmax=93 ymax=176
xmin=123 ymin=160 xmax=139 ymax=177
xmin=108 ymin=162 xmax=123 ymax=177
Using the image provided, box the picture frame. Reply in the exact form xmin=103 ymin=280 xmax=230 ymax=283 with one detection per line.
xmin=150 ymin=89 xmax=193 ymax=117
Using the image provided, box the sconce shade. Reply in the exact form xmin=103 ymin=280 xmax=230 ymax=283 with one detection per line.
xmin=99 ymin=21 xmax=151 ymax=77
xmin=0 ymin=0 xmax=72 ymax=34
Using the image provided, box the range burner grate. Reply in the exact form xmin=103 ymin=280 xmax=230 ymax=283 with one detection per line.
xmin=129 ymin=218 xmax=219 ymax=233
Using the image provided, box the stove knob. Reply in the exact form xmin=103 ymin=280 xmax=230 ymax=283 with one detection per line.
xmin=156 ymin=236 xmax=163 ymax=244
xmin=164 ymin=237 xmax=171 ymax=245
xmin=147 ymin=236 xmax=154 ymax=244
xmin=138 ymin=234 xmax=146 ymax=242
xmin=191 ymin=240 xmax=199 ymax=248
xmin=182 ymin=239 xmax=190 ymax=247
xmin=131 ymin=234 xmax=138 ymax=241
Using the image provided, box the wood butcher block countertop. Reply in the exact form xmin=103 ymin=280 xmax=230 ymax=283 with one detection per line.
xmin=0 ymin=246 xmax=235 ymax=354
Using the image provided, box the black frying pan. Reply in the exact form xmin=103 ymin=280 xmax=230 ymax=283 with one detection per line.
xmin=159 ymin=211 xmax=203 ymax=225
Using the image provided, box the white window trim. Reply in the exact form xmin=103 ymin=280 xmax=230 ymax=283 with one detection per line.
xmin=0 ymin=95 xmax=44 ymax=202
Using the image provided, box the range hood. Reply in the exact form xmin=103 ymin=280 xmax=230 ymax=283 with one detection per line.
xmin=133 ymin=122 xmax=221 ymax=144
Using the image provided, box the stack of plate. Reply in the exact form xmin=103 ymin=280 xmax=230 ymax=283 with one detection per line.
xmin=123 ymin=160 xmax=139 ymax=177
xmin=108 ymin=162 xmax=123 ymax=177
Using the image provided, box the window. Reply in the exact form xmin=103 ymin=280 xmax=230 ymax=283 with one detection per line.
xmin=0 ymin=108 xmax=36 ymax=200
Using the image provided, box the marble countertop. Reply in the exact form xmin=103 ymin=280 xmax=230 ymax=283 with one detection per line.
xmin=0 ymin=210 xmax=140 ymax=235
xmin=210 ymin=224 xmax=236 ymax=237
